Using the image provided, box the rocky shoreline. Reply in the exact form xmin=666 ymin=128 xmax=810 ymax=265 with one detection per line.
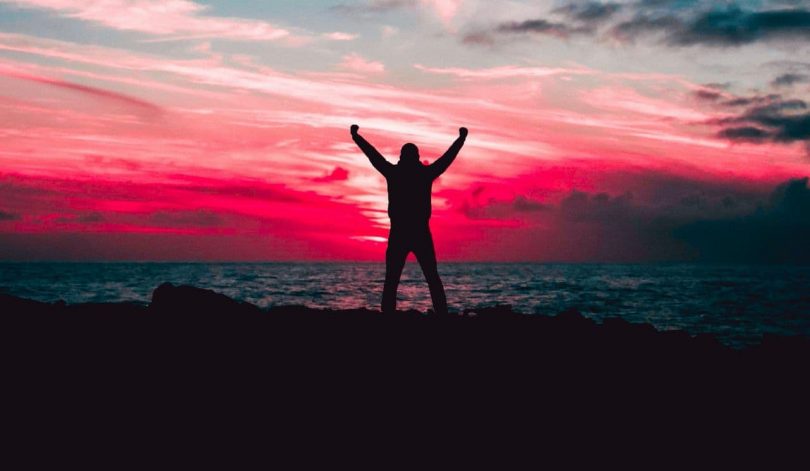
xmin=3 ymin=282 xmax=808 ymax=360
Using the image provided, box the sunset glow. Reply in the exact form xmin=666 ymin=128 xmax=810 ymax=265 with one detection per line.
xmin=1 ymin=0 xmax=809 ymax=261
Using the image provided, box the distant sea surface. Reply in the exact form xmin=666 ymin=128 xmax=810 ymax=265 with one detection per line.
xmin=2 ymin=262 xmax=809 ymax=347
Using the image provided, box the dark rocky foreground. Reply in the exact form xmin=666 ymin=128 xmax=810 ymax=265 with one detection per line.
xmin=3 ymin=281 xmax=809 ymax=360
xmin=2 ymin=283 xmax=809 ymax=462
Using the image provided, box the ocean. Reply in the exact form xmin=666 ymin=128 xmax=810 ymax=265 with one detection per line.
xmin=1 ymin=262 xmax=809 ymax=348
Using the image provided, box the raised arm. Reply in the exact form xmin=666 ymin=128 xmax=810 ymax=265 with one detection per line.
xmin=351 ymin=124 xmax=392 ymax=177
xmin=429 ymin=127 xmax=467 ymax=179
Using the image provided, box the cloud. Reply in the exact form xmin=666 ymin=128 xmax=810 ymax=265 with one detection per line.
xmin=670 ymin=6 xmax=810 ymax=46
xmin=460 ymin=31 xmax=495 ymax=45
xmin=0 ymin=210 xmax=20 ymax=221
xmin=611 ymin=5 xmax=810 ymax=47
xmin=692 ymin=89 xmax=723 ymax=102
xmin=720 ymin=94 xmax=781 ymax=108
xmin=472 ymin=3 xmax=810 ymax=48
xmin=475 ymin=1 xmax=622 ymax=43
xmin=0 ymin=66 xmax=162 ymax=116
xmin=322 ymin=32 xmax=358 ymax=41
xmin=149 ymin=210 xmax=224 ymax=228
xmin=414 ymin=63 xmax=592 ymax=79
xmin=0 ymin=32 xmax=190 ymax=72
xmin=455 ymin=183 xmax=550 ymax=221
xmin=462 ymin=1 xmax=619 ymax=44
xmin=448 ymin=168 xmax=789 ymax=262
xmin=381 ymin=25 xmax=399 ymax=38
xmin=461 ymin=194 xmax=549 ymax=220
xmin=512 ymin=195 xmax=549 ymax=212
xmin=339 ymin=53 xmax=385 ymax=74
xmin=0 ymin=0 xmax=291 ymax=41
xmin=675 ymin=177 xmax=810 ymax=262
xmin=772 ymin=73 xmax=809 ymax=87
xmin=0 ymin=32 xmax=497 ymax=119
xmin=550 ymin=175 xmax=810 ymax=262
xmin=314 ymin=166 xmax=350 ymax=182
xmin=711 ymin=95 xmax=810 ymax=147
xmin=553 ymin=2 xmax=622 ymax=23
xmin=495 ymin=18 xmax=588 ymax=39
xmin=559 ymin=189 xmax=637 ymax=223
xmin=76 ymin=212 xmax=104 ymax=223
xmin=459 ymin=160 xmax=779 ymax=250
xmin=718 ymin=126 xmax=771 ymax=141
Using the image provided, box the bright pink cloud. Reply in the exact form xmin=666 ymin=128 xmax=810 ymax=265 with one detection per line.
xmin=0 ymin=0 xmax=291 ymax=41
xmin=414 ymin=63 xmax=593 ymax=80
xmin=340 ymin=53 xmax=385 ymax=74
xmin=324 ymin=32 xmax=358 ymax=41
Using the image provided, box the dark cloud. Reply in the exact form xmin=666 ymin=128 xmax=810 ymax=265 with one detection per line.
xmin=723 ymin=97 xmax=759 ymax=107
xmin=669 ymin=7 xmax=810 ymax=46
xmin=475 ymin=3 xmax=810 ymax=48
xmin=693 ymin=89 xmax=723 ymax=101
xmin=513 ymin=195 xmax=549 ymax=212
xmin=609 ymin=5 xmax=810 ymax=46
xmin=77 ymin=212 xmax=105 ymax=223
xmin=460 ymin=192 xmax=549 ymax=220
xmin=717 ymin=93 xmax=782 ymax=108
xmin=0 ymin=210 xmax=20 ymax=221
xmin=149 ymin=210 xmax=224 ymax=228
xmin=772 ymin=73 xmax=810 ymax=87
xmin=710 ymin=95 xmax=810 ymax=147
xmin=675 ymin=178 xmax=810 ymax=263
xmin=553 ymin=2 xmax=623 ymax=23
xmin=544 ymin=179 xmax=748 ymax=262
xmin=455 ymin=169 xmax=810 ymax=262
xmin=559 ymin=190 xmax=637 ymax=222
xmin=496 ymin=18 xmax=588 ymax=38
xmin=488 ymin=2 xmax=622 ymax=40
xmin=554 ymin=176 xmax=810 ymax=262
xmin=717 ymin=126 xmax=770 ymax=141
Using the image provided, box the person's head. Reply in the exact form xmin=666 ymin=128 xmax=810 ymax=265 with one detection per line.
xmin=399 ymin=143 xmax=420 ymax=165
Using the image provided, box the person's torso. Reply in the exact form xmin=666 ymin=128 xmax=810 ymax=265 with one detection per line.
xmin=385 ymin=164 xmax=433 ymax=225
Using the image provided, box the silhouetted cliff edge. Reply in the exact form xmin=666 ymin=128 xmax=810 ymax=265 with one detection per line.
xmin=3 ymin=282 xmax=808 ymax=363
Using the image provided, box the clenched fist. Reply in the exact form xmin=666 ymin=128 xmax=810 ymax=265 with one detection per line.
xmin=350 ymin=124 xmax=359 ymax=136
xmin=459 ymin=127 xmax=468 ymax=138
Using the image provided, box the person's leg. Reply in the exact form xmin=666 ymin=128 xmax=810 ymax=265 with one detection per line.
xmin=382 ymin=233 xmax=408 ymax=314
xmin=413 ymin=228 xmax=448 ymax=315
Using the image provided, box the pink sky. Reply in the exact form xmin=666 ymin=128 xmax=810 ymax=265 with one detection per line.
xmin=1 ymin=1 xmax=809 ymax=261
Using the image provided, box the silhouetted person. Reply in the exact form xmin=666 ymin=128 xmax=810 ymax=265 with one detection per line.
xmin=351 ymin=124 xmax=467 ymax=315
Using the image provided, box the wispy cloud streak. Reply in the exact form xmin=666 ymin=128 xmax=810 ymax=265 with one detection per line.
xmin=0 ymin=0 xmax=291 ymax=41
